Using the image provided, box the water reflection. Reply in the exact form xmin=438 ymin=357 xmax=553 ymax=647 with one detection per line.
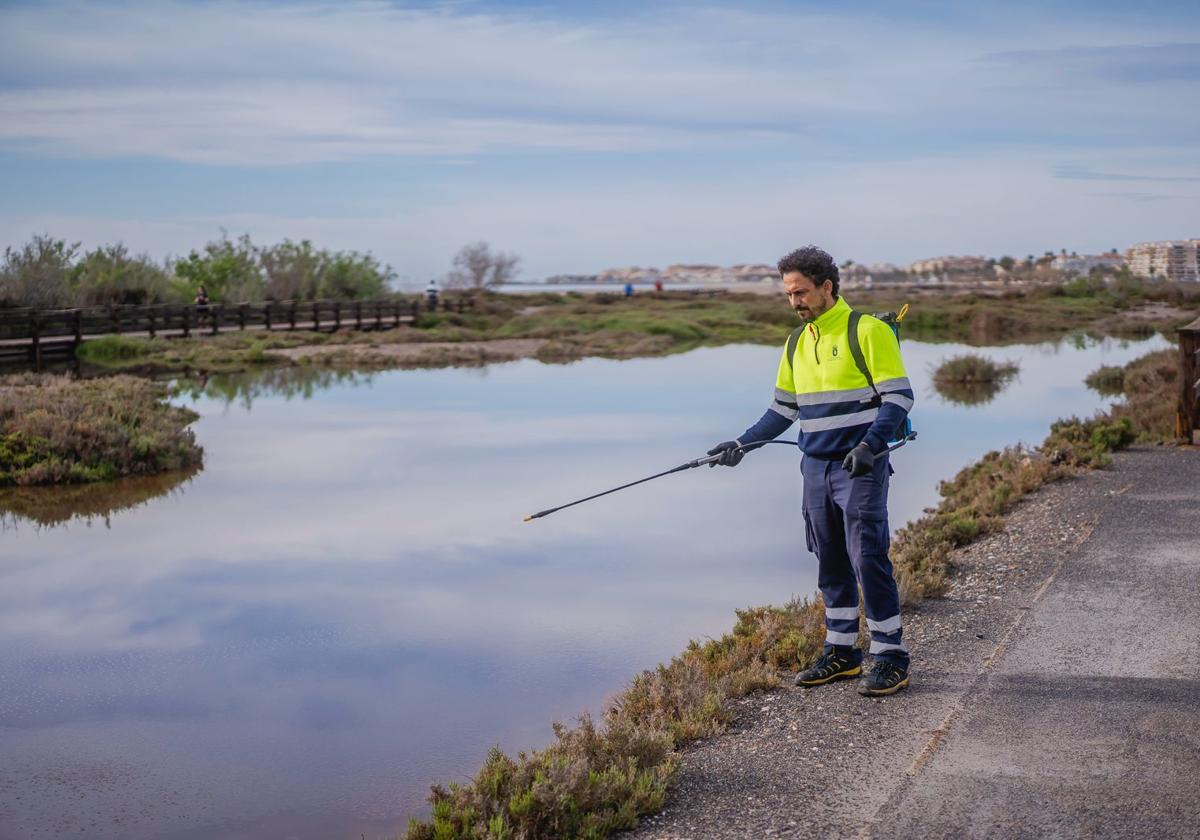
xmin=0 ymin=468 xmax=199 ymax=530
xmin=0 ymin=332 xmax=1172 ymax=840
xmin=171 ymin=366 xmax=379 ymax=409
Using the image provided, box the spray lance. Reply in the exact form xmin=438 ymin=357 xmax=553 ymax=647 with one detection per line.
xmin=523 ymin=433 xmax=917 ymax=522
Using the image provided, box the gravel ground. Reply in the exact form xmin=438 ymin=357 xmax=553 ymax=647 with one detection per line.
xmin=628 ymin=446 xmax=1200 ymax=840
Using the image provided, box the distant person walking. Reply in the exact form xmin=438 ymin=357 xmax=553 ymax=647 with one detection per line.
xmin=624 ymin=282 xmax=634 ymax=298
xmin=193 ymin=284 xmax=210 ymax=326
xmin=654 ymin=279 xmax=664 ymax=293
xmin=425 ymin=280 xmax=440 ymax=312
xmin=708 ymin=246 xmax=915 ymax=696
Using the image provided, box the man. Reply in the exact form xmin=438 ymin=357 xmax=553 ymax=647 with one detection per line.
xmin=708 ymin=246 xmax=914 ymax=696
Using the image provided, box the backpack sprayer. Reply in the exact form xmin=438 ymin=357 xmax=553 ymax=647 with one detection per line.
xmin=523 ymin=303 xmax=916 ymax=523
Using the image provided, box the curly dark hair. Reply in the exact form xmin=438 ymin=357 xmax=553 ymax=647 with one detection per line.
xmin=777 ymin=246 xmax=839 ymax=296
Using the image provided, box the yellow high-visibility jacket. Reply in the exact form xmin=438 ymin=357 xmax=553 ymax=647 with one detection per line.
xmin=739 ymin=296 xmax=914 ymax=459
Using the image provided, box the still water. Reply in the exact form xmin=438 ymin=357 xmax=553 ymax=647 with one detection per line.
xmin=0 ymin=334 xmax=1169 ymax=839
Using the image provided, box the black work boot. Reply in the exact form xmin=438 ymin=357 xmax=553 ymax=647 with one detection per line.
xmin=794 ymin=649 xmax=862 ymax=687
xmin=857 ymin=660 xmax=910 ymax=696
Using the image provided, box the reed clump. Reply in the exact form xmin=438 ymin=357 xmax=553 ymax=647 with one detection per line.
xmin=0 ymin=373 xmax=202 ymax=486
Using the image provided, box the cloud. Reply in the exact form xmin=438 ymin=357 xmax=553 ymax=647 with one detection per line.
xmin=980 ymin=41 xmax=1200 ymax=85
xmin=1 ymin=2 xmax=1198 ymax=272
xmin=2 ymin=1 xmax=1197 ymax=166
xmin=1055 ymin=164 xmax=1200 ymax=182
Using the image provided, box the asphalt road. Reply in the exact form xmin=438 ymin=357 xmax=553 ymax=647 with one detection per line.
xmin=632 ymin=447 xmax=1200 ymax=840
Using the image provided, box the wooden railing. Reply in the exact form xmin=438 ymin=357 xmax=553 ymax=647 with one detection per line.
xmin=0 ymin=296 xmax=474 ymax=364
xmin=1179 ymin=315 xmax=1200 ymax=444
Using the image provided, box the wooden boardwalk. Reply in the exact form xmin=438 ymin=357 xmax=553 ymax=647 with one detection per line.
xmin=0 ymin=297 xmax=473 ymax=366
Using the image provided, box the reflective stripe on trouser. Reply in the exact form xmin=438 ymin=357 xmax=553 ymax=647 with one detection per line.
xmin=801 ymin=452 xmax=909 ymax=667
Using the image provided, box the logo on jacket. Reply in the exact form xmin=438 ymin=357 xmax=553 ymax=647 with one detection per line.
xmin=831 ymin=346 xmax=839 ymax=358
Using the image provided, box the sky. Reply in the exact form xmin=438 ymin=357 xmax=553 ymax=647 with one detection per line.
xmin=1 ymin=0 xmax=1198 ymax=286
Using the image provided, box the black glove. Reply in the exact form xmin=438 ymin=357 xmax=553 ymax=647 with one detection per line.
xmin=842 ymin=442 xmax=875 ymax=477
xmin=707 ymin=440 xmax=745 ymax=468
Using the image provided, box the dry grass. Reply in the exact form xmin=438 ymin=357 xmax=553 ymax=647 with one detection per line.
xmin=1102 ymin=349 xmax=1178 ymax=441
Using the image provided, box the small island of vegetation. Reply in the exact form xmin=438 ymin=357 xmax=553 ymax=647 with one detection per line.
xmin=931 ymin=353 xmax=1021 ymax=405
xmin=0 ymin=373 xmax=202 ymax=486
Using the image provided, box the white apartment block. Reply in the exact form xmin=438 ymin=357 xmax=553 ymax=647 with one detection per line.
xmin=1050 ymin=252 xmax=1125 ymax=275
xmin=1125 ymin=240 xmax=1200 ymax=281
xmin=908 ymin=255 xmax=989 ymax=275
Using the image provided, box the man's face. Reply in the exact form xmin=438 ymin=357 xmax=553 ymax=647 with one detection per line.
xmin=783 ymin=271 xmax=834 ymax=321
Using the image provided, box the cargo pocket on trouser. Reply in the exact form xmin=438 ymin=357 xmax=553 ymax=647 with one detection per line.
xmin=802 ymin=508 xmax=816 ymax=553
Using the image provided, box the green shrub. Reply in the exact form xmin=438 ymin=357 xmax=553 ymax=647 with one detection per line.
xmin=71 ymin=244 xmax=174 ymax=305
xmin=173 ymin=232 xmax=264 ymax=303
xmin=1041 ymin=416 xmax=1135 ymax=468
xmin=77 ymin=335 xmax=154 ymax=362
xmin=0 ymin=235 xmax=78 ymax=308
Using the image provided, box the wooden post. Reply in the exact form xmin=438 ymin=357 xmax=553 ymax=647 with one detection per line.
xmin=312 ymin=300 xmax=320 ymax=331
xmin=265 ymin=302 xmax=273 ymax=331
xmin=211 ymin=304 xmax=220 ymax=336
xmin=1178 ymin=316 xmax=1200 ymax=444
xmin=239 ymin=303 xmax=247 ymax=330
xmin=355 ymin=301 xmax=363 ymax=330
xmin=72 ymin=309 xmax=82 ymax=348
xmin=148 ymin=310 xmax=156 ymax=338
xmin=410 ymin=299 xmax=419 ymax=324
xmin=290 ymin=302 xmax=297 ymax=331
xmin=334 ymin=300 xmax=341 ymax=330
xmin=111 ymin=306 xmax=121 ymax=334
xmin=374 ymin=300 xmax=382 ymax=329
xmin=393 ymin=300 xmax=400 ymax=327
xmin=29 ymin=313 xmax=40 ymax=366
xmin=183 ymin=306 xmax=191 ymax=338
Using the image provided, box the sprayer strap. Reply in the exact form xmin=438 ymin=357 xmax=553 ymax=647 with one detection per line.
xmin=846 ymin=310 xmax=879 ymax=400
xmin=785 ymin=325 xmax=804 ymax=370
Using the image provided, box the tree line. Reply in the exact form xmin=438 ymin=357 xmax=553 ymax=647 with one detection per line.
xmin=0 ymin=234 xmax=521 ymax=309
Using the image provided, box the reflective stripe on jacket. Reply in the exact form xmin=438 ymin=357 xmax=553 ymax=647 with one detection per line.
xmin=740 ymin=296 xmax=914 ymax=459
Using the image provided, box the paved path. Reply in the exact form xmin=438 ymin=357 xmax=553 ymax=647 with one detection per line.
xmin=632 ymin=447 xmax=1200 ymax=839
xmin=883 ymin=446 xmax=1200 ymax=839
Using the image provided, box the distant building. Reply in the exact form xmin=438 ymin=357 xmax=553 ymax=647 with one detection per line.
xmin=731 ymin=264 xmax=777 ymax=283
xmin=908 ymin=255 xmax=989 ymax=275
xmin=596 ymin=266 xmax=661 ymax=284
xmin=1050 ymin=252 xmax=1125 ymax=275
xmin=1125 ymin=240 xmax=1200 ymax=281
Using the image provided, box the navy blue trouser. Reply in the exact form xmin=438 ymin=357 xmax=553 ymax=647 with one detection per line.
xmin=801 ymin=452 xmax=909 ymax=668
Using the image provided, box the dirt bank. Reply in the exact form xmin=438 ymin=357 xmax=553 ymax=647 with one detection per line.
xmin=269 ymin=337 xmax=548 ymax=367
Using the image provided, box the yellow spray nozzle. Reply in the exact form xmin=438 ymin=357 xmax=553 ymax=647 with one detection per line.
xmin=523 ymin=516 xmax=532 ymax=523
xmin=896 ymin=303 xmax=910 ymax=322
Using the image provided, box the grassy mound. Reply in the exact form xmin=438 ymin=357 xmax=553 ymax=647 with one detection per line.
xmin=0 ymin=373 xmax=203 ymax=486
